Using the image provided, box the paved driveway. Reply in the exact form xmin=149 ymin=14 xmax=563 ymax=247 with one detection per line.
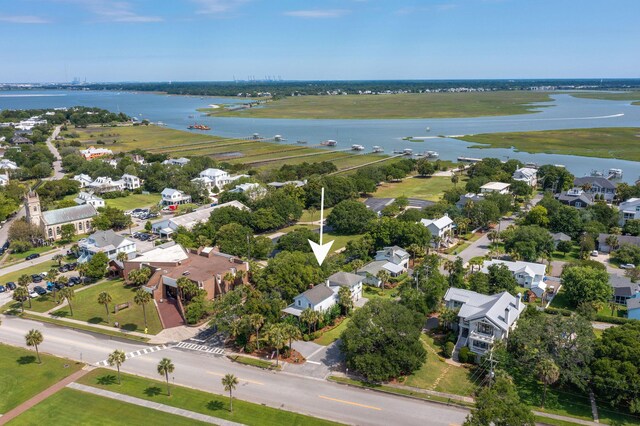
xmin=288 ymin=341 xmax=344 ymax=379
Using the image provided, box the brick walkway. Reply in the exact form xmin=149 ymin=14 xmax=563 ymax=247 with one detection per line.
xmin=67 ymin=383 xmax=244 ymax=426
xmin=0 ymin=367 xmax=93 ymax=425
xmin=156 ymin=298 xmax=185 ymax=329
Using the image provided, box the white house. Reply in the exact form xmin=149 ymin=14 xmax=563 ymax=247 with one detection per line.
xmin=357 ymin=246 xmax=410 ymax=287
xmin=78 ymin=229 xmax=136 ymax=263
xmin=229 ymin=183 xmax=266 ymax=199
xmin=283 ymin=284 xmax=338 ymax=317
xmin=87 ymin=176 xmax=125 ymax=193
xmin=73 ymin=174 xmax=93 ymax=188
xmin=198 ymin=168 xmax=231 ymax=189
xmin=444 ymin=287 xmax=524 ymax=358
xmin=619 ymin=198 xmax=640 ymax=225
xmin=74 ymin=191 xmax=105 ymax=208
xmin=80 ymin=146 xmax=113 ymax=160
xmin=480 ymin=182 xmax=511 ymax=194
xmin=161 ymin=188 xmax=192 ymax=206
xmin=152 ymin=200 xmax=249 ymax=237
xmin=420 ymin=214 xmax=454 ymax=239
xmin=0 ymin=174 xmax=9 ymax=186
xmin=0 ymin=159 xmax=19 ymax=170
xmin=121 ymin=174 xmax=141 ymax=190
xmin=512 ymin=167 xmax=538 ymax=187
xmin=481 ymin=259 xmax=548 ymax=298
xmin=162 ymin=157 xmax=190 ymax=167
xmin=327 ymin=271 xmax=364 ymax=301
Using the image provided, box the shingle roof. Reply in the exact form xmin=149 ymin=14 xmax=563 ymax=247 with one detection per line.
xmin=627 ymin=297 xmax=640 ymax=310
xmin=598 ymin=233 xmax=640 ymax=247
xmin=444 ymin=287 xmax=524 ymax=332
xmin=42 ymin=204 xmax=97 ymax=226
xmin=328 ymin=271 xmax=363 ymax=288
xmin=300 ymin=285 xmax=335 ymax=305
xmin=420 ymin=215 xmax=454 ymax=231
xmin=574 ymin=176 xmax=616 ymax=190
xmin=86 ymin=230 xmax=129 ymax=249
xmin=609 ymin=274 xmax=639 ymax=298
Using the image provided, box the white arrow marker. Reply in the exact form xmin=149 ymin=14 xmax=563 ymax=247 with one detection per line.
xmin=309 ymin=187 xmax=334 ymax=266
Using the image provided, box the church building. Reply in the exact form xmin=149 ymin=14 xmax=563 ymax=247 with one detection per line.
xmin=25 ymin=191 xmax=98 ymax=241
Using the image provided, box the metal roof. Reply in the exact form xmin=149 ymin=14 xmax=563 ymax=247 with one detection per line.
xmin=42 ymin=204 xmax=97 ymax=226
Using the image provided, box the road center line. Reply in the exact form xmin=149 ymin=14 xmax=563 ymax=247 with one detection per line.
xmin=318 ymin=395 xmax=382 ymax=411
xmin=206 ymin=371 xmax=264 ymax=385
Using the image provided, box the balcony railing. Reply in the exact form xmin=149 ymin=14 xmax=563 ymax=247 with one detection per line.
xmin=470 ymin=330 xmax=495 ymax=344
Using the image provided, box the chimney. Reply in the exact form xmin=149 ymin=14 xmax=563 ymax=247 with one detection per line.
xmin=326 ymin=279 xmax=331 ymax=288
xmin=308 ymin=283 xmax=314 ymax=289
xmin=505 ymin=307 xmax=510 ymax=325
xmin=516 ymin=293 xmax=522 ymax=310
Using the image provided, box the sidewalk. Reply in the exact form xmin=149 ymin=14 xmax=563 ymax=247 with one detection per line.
xmin=0 ymin=367 xmax=92 ymax=425
xmin=67 ymin=382 xmax=244 ymax=426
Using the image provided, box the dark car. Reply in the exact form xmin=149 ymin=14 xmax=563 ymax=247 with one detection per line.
xmin=0 ymin=285 xmax=6 ymax=293
xmin=34 ymin=286 xmax=47 ymax=296
xmin=25 ymin=253 xmax=40 ymax=260
xmin=6 ymin=282 xmax=16 ymax=290
xmin=66 ymin=263 xmax=77 ymax=271
xmin=69 ymin=276 xmax=81 ymax=285
xmin=58 ymin=265 xmax=69 ymax=273
xmin=54 ymin=283 xmax=65 ymax=291
xmin=2 ymin=241 xmax=9 ymax=250
xmin=32 ymin=275 xmax=43 ymax=283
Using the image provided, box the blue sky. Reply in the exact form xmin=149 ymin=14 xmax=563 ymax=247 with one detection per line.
xmin=2 ymin=0 xmax=639 ymax=82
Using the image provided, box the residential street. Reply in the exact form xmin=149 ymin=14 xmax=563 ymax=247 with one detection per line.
xmin=0 ymin=314 xmax=469 ymax=426
xmin=44 ymin=125 xmax=64 ymax=181
xmin=456 ymin=218 xmax=514 ymax=264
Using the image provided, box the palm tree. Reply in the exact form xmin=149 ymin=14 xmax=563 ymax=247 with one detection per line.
xmin=18 ymin=274 xmax=30 ymax=288
xmin=350 ymin=259 xmax=364 ymax=272
xmin=311 ymin=310 xmax=322 ymax=332
xmin=605 ymin=234 xmax=619 ymax=251
xmin=282 ymin=323 xmax=302 ymax=349
xmin=265 ymin=323 xmax=286 ymax=366
xmin=451 ymin=174 xmax=459 ymax=187
xmin=338 ymin=286 xmax=353 ymax=316
xmin=47 ymin=268 xmax=59 ymax=284
xmin=116 ymin=251 xmax=128 ymax=263
xmin=157 ymin=358 xmax=175 ymax=396
xmin=439 ymin=308 xmax=459 ymax=330
xmin=55 ymin=276 xmax=68 ymax=302
xmin=25 ymin=329 xmax=43 ymax=363
xmin=221 ymin=374 xmax=239 ymax=413
xmin=134 ymin=288 xmax=151 ymax=328
xmin=60 ymin=287 xmax=75 ymax=316
xmin=223 ymin=271 xmax=235 ymax=288
xmin=235 ymin=269 xmax=246 ymax=284
xmin=376 ymin=270 xmax=390 ymax=287
xmin=13 ymin=286 xmax=29 ymax=312
xmin=536 ymin=358 xmax=560 ymax=408
xmin=108 ymin=349 xmax=126 ymax=384
xmin=97 ymin=291 xmax=112 ymax=323
xmin=248 ymin=313 xmax=264 ymax=350
xmin=53 ymin=253 xmax=65 ymax=266
xmin=176 ymin=276 xmax=197 ymax=302
xmin=300 ymin=308 xmax=315 ymax=335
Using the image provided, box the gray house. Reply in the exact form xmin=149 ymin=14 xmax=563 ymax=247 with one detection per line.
xmin=574 ymin=177 xmax=616 ymax=203
xmin=597 ymin=233 xmax=640 ymax=253
xmin=609 ymin=274 xmax=640 ymax=305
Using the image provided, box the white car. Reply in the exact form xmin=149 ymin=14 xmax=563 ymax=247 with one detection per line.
xmin=621 ymin=264 xmax=636 ymax=269
xmin=28 ymin=290 xmax=39 ymax=298
xmin=590 ymin=250 xmax=599 ymax=257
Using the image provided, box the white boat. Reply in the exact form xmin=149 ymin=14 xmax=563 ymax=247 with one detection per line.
xmin=394 ymin=148 xmax=413 ymax=155
xmin=372 ymin=146 xmax=384 ymax=153
xmin=321 ymin=139 xmax=337 ymax=146
xmin=351 ymin=144 xmax=365 ymax=151
xmin=426 ymin=127 xmax=430 ymax=132
xmin=274 ymin=135 xmax=283 ymax=141
xmin=424 ymin=150 xmax=439 ymax=158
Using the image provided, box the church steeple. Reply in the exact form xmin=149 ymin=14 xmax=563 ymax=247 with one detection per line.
xmin=24 ymin=191 xmax=41 ymax=226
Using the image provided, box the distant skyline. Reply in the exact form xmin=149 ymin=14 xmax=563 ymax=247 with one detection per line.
xmin=2 ymin=0 xmax=639 ymax=83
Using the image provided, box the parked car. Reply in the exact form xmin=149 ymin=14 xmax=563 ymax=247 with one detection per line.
xmin=66 ymin=263 xmax=77 ymax=271
xmin=2 ymin=241 xmax=9 ymax=250
xmin=58 ymin=265 xmax=69 ymax=273
xmin=0 ymin=285 xmax=6 ymax=293
xmin=54 ymin=283 xmax=65 ymax=291
xmin=621 ymin=263 xmax=636 ymax=269
xmin=590 ymin=250 xmax=599 ymax=257
xmin=29 ymin=290 xmax=39 ymax=298
xmin=46 ymin=282 xmax=56 ymax=291
xmin=25 ymin=253 xmax=40 ymax=260
xmin=34 ymin=286 xmax=47 ymax=295
xmin=69 ymin=276 xmax=81 ymax=285
xmin=32 ymin=275 xmax=43 ymax=283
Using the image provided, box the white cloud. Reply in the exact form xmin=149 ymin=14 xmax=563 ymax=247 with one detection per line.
xmin=0 ymin=15 xmax=50 ymax=24
xmin=191 ymin=0 xmax=251 ymax=14
xmin=60 ymin=0 xmax=162 ymax=22
xmin=284 ymin=9 xmax=350 ymax=19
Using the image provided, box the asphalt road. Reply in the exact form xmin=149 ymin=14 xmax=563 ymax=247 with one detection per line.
xmin=0 ymin=314 xmax=468 ymax=426
xmin=457 ymin=218 xmax=513 ymax=264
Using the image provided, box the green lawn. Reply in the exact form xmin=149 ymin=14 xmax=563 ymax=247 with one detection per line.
xmin=299 ymin=208 xmax=334 ymax=223
xmin=6 ymin=388 xmax=207 ymax=426
xmin=363 ymin=286 xmax=396 ymax=301
xmin=51 ymin=279 xmax=163 ymax=334
xmin=551 ymin=246 xmax=580 ymax=261
xmin=228 ymin=355 xmax=278 ymax=370
xmin=372 ymin=176 xmax=461 ymax=201
xmin=4 ymin=245 xmax=56 ymax=263
xmin=457 ymin=127 xmax=640 ymax=162
xmin=0 ymin=260 xmax=59 ymax=288
xmin=77 ymin=368 xmax=342 ymax=426
xmin=404 ymin=334 xmax=475 ymax=396
xmin=0 ymin=343 xmax=83 ymax=413
xmin=206 ymin=91 xmax=553 ymax=119
xmin=105 ymin=193 xmax=161 ymax=211
xmin=324 ymin=231 xmax=363 ymax=251
xmin=314 ymin=317 xmax=350 ymax=346
xmin=549 ymin=290 xmax=573 ymax=310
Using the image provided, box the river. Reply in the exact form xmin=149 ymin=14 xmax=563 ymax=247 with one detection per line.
xmin=1 ymin=90 xmax=639 ymax=182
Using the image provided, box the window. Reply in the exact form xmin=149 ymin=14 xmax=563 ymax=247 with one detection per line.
xmin=472 ymin=340 xmax=489 ymax=350
xmin=575 ymin=202 xmax=582 ymax=207
xmin=308 ymin=303 xmax=311 ymax=308
xmin=477 ymin=322 xmax=493 ymax=335
xmin=78 ymin=222 xmax=83 ymax=230
xmin=297 ymin=300 xmax=301 ymax=306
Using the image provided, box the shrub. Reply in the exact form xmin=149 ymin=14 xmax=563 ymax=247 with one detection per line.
xmin=545 ymin=307 xmax=573 ymax=316
xmin=10 ymin=240 xmax=34 ymax=253
xmin=595 ymin=314 xmax=634 ymax=325
xmin=244 ymin=342 xmax=256 ymax=354
xmin=458 ymin=346 xmax=473 ymax=364
xmin=444 ymin=341 xmax=454 ymax=358
xmin=302 ymin=334 xmax=310 ymax=342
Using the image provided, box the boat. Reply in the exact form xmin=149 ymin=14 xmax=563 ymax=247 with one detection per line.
xmin=351 ymin=144 xmax=365 ymax=151
xmin=426 ymin=127 xmax=430 ymax=132
xmin=424 ymin=150 xmax=439 ymax=158
xmin=608 ymin=168 xmax=623 ymax=179
xmin=274 ymin=135 xmax=283 ymax=142
xmin=297 ymin=140 xmax=308 ymax=144
xmin=372 ymin=146 xmax=384 ymax=153
xmin=394 ymin=148 xmax=413 ymax=155
xmin=321 ymin=139 xmax=337 ymax=146
xmin=590 ymin=169 xmax=604 ymax=177
xmin=187 ymin=123 xmax=211 ymax=130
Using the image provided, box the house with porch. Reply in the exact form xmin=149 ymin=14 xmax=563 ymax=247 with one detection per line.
xmin=283 ymin=271 xmax=364 ymax=317
xmin=73 ymin=174 xmax=93 ymax=188
xmin=512 ymin=167 xmax=538 ymax=187
xmin=161 ymin=188 xmax=192 ymax=206
xmin=420 ymin=214 xmax=454 ymax=247
xmin=162 ymin=157 xmax=190 ymax=167
xmin=74 ymin=191 xmax=105 ymax=208
xmin=609 ymin=274 xmax=640 ymax=305
xmin=618 ymin=198 xmax=640 ymax=226
xmin=444 ymin=287 xmax=524 ymax=359
xmin=481 ymin=259 xmax=548 ymax=298
xmin=357 ymin=246 xmax=410 ymax=287
xmin=78 ymin=229 xmax=136 ymax=263
xmin=480 ymin=182 xmax=510 ymax=194
xmin=574 ymin=176 xmax=616 ymax=203
xmin=557 ymin=188 xmax=594 ymax=209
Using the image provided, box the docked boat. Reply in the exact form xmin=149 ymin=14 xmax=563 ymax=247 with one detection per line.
xmin=424 ymin=150 xmax=439 ymax=158
xmin=590 ymin=169 xmax=604 ymax=177
xmin=274 ymin=135 xmax=283 ymax=142
xmin=608 ymin=168 xmax=623 ymax=179
xmin=394 ymin=148 xmax=413 ymax=155
xmin=426 ymin=127 xmax=431 ymax=132
xmin=187 ymin=123 xmax=211 ymax=130
xmin=297 ymin=140 xmax=308 ymax=144
xmin=321 ymin=139 xmax=338 ymax=146
xmin=372 ymin=146 xmax=384 ymax=153
xmin=351 ymin=144 xmax=365 ymax=151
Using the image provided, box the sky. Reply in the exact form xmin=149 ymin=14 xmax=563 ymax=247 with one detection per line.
xmin=1 ymin=0 xmax=639 ymax=82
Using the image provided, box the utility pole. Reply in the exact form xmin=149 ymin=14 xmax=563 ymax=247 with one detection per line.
xmin=488 ymin=347 xmax=498 ymax=388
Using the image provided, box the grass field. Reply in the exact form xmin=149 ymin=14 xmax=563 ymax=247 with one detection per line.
xmin=51 ymin=279 xmax=163 ymax=334
xmin=314 ymin=318 xmax=350 ymax=346
xmin=568 ymin=91 xmax=640 ymax=104
xmin=205 ymin=92 xmax=553 ymax=119
xmin=371 ymin=176 xmax=460 ymax=201
xmin=0 ymin=344 xmax=82 ymax=413
xmin=0 ymin=260 xmax=59 ymax=288
xmin=404 ymin=334 xmax=475 ymax=396
xmin=7 ymin=388 xmax=207 ymax=426
xmin=457 ymin=127 xmax=640 ymax=162
xmin=105 ymin=193 xmax=161 ymax=211
xmin=77 ymin=368 xmax=342 ymax=426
